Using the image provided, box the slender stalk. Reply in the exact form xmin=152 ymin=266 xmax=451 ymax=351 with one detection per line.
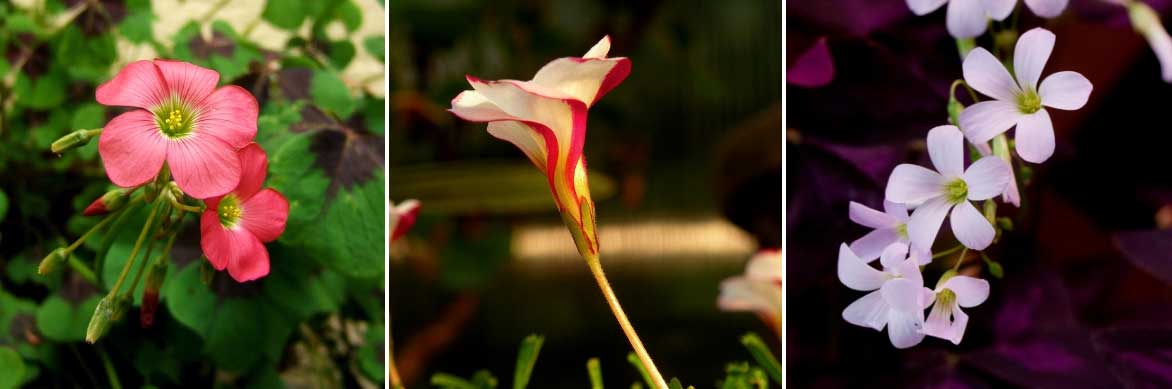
xmin=64 ymin=209 xmax=124 ymax=253
xmin=96 ymin=346 xmax=122 ymax=389
xmin=67 ymin=256 xmax=98 ymax=285
xmin=931 ymin=245 xmax=964 ymax=260
xmin=108 ymin=200 xmax=162 ymax=297
xmin=584 ymin=255 xmax=667 ymax=389
xmin=389 ymin=318 xmax=404 ymax=389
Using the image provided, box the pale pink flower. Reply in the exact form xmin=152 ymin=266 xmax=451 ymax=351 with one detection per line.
xmin=839 ymin=243 xmax=935 ymax=349
xmin=886 ymin=126 xmax=1010 ymax=251
xmin=718 ymin=249 xmax=782 ymax=333
xmin=958 ymin=28 xmax=1092 ymax=163
xmin=922 ymin=275 xmax=990 ymax=344
xmin=907 ymin=0 xmax=1068 ymax=38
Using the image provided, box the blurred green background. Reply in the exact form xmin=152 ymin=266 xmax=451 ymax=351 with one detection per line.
xmin=389 ymin=0 xmax=781 ymax=386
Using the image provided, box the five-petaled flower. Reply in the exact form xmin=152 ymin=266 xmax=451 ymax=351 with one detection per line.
xmin=839 ymin=243 xmax=935 ymax=349
xmin=907 ymin=0 xmax=1069 ymax=38
xmin=848 ymin=200 xmax=921 ymax=262
xmin=958 ymin=28 xmax=1092 ymax=163
xmin=922 ymin=273 xmax=990 ymax=344
xmin=96 ymin=59 xmax=259 ymax=199
xmin=448 ymin=36 xmax=631 ymax=257
xmin=200 ymin=143 xmax=289 ymax=282
xmin=886 ymin=126 xmax=1010 ymax=251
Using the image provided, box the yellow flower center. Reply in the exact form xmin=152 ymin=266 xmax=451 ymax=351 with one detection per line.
xmin=945 ymin=178 xmax=968 ymax=204
xmin=155 ymin=97 xmax=196 ymax=139
xmin=1017 ymin=90 xmax=1042 ymax=114
xmin=218 ymin=195 xmax=243 ymax=228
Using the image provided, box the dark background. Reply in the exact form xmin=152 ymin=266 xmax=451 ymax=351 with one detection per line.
xmin=389 ymin=0 xmax=781 ymax=387
xmin=788 ymin=0 xmax=1172 ymax=387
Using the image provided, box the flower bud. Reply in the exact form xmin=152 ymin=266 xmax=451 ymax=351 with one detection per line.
xmin=50 ymin=129 xmax=101 ymax=154
xmin=83 ymin=188 xmax=129 ymax=216
xmin=86 ymin=296 xmax=115 ymax=343
xmin=37 ymin=248 xmax=69 ymax=275
xmin=140 ymin=261 xmax=167 ymax=328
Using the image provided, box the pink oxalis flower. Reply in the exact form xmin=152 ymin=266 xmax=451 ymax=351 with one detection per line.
xmin=886 ymin=125 xmax=1010 ymax=251
xmin=848 ymin=200 xmax=915 ymax=262
xmin=448 ymin=36 xmax=631 ymax=256
xmin=958 ymin=28 xmax=1092 ymax=163
xmin=907 ymin=0 xmax=1068 ymax=38
xmin=839 ymin=243 xmax=935 ymax=349
xmin=96 ymin=59 xmax=259 ymax=199
xmin=922 ymin=274 xmax=990 ymax=344
xmin=200 ymin=143 xmax=289 ymax=282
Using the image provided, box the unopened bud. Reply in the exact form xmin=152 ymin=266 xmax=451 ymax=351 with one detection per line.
xmin=140 ymin=262 xmax=167 ymax=328
xmin=50 ymin=129 xmax=101 ymax=154
xmin=86 ymin=296 xmax=115 ymax=343
xmin=37 ymin=248 xmax=68 ymax=275
xmin=83 ymin=189 xmax=128 ymax=216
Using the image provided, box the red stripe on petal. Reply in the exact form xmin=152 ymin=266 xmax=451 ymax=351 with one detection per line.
xmin=167 ymin=134 xmax=242 ymax=199
xmin=95 ymin=60 xmax=168 ymax=109
xmin=592 ymin=57 xmax=631 ymax=106
xmin=241 ymin=189 xmax=288 ymax=243
xmin=154 ymin=60 xmax=220 ymax=105
xmin=196 ymin=85 xmax=259 ymax=148
xmin=98 ymin=110 xmax=168 ymax=188
xmin=233 ymin=143 xmax=268 ymax=201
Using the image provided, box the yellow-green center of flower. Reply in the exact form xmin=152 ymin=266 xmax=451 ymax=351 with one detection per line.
xmin=1017 ymin=90 xmax=1042 ymax=114
xmin=896 ymin=223 xmax=909 ymax=239
xmin=218 ymin=195 xmax=243 ymax=228
xmin=936 ymin=288 xmax=957 ymax=307
xmin=155 ymin=98 xmax=196 ymax=139
xmin=945 ymin=178 xmax=968 ymax=204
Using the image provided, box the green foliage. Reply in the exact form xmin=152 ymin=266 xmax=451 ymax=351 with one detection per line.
xmin=513 ymin=334 xmax=544 ymax=389
xmin=740 ymin=333 xmax=782 ymax=385
xmin=587 ymin=358 xmax=604 ymax=389
xmin=0 ymin=347 xmax=26 ymax=389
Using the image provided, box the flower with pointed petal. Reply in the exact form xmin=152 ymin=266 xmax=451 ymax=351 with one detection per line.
xmin=96 ymin=59 xmax=258 ymax=199
xmin=718 ymin=249 xmax=782 ymax=327
xmin=848 ymin=200 xmax=916 ymax=261
xmin=839 ymin=243 xmax=936 ymax=349
xmin=886 ymin=125 xmax=1010 ymax=251
xmin=390 ymin=199 xmax=420 ymax=243
xmin=199 ymin=143 xmax=289 ymax=282
xmin=958 ymin=28 xmax=1093 ymax=163
xmin=448 ymin=36 xmax=631 ymax=257
xmin=922 ymin=274 xmax=990 ymax=344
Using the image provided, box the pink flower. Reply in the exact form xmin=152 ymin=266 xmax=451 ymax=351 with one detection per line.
xmin=96 ymin=60 xmax=259 ymax=199
xmin=886 ymin=125 xmax=1010 ymax=251
xmin=922 ymin=274 xmax=990 ymax=344
xmin=448 ymin=36 xmax=631 ymax=256
xmin=718 ymin=249 xmax=783 ymax=330
xmin=199 ymin=143 xmax=288 ymax=282
xmin=838 ymin=243 xmax=935 ymax=349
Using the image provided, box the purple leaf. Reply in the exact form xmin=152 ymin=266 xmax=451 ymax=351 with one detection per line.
xmin=1114 ymin=229 xmax=1172 ymax=286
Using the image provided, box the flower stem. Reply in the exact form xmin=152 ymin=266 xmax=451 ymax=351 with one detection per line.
xmin=64 ymin=209 xmax=125 ymax=253
xmin=107 ymin=200 xmax=162 ymax=298
xmin=389 ymin=318 xmax=404 ymax=389
xmin=952 ymin=248 xmax=969 ymax=271
xmin=932 ymin=245 xmax=964 ymax=260
xmin=67 ymin=256 xmax=98 ymax=286
xmin=584 ymin=254 xmax=668 ymax=389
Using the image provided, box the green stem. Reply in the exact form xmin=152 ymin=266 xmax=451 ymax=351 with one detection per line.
xmin=67 ymin=256 xmax=98 ymax=285
xmin=96 ymin=346 xmax=122 ymax=389
xmin=932 ymin=245 xmax=964 ymax=260
xmin=64 ymin=209 xmax=124 ymax=253
xmin=584 ymin=255 xmax=667 ymax=389
xmin=952 ymin=248 xmax=969 ymax=272
xmin=95 ymin=200 xmax=143 ymax=283
xmin=107 ymin=200 xmax=162 ymax=298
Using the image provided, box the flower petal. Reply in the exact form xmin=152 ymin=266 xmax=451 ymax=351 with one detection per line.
xmin=167 ymin=134 xmax=242 ymax=199
xmin=963 ymin=156 xmax=1011 ymax=201
xmin=963 ymin=48 xmax=1021 ymax=101
xmin=886 ymin=164 xmax=945 ymax=204
xmin=958 ymin=100 xmax=1022 ymax=144
xmin=950 ymin=201 xmax=996 ymax=250
xmin=233 ymin=143 xmax=267 ymax=201
xmin=487 ymin=121 xmax=552 ymax=173
xmin=879 ymin=242 xmax=910 ymax=270
xmin=98 ymin=110 xmax=167 ymax=188
xmin=923 ymin=301 xmax=967 ymax=344
xmin=531 ymin=56 xmax=632 ymax=107
xmin=1014 ymin=109 xmax=1055 ymax=163
xmin=843 ymin=290 xmax=889 ymax=331
xmin=195 ymin=85 xmax=259 ymax=148
xmin=1014 ymin=28 xmax=1056 ymax=91
xmin=940 ymin=275 xmax=991 ymax=307
xmin=838 ymin=243 xmax=885 ymax=291
xmin=1039 ymin=71 xmax=1092 ymax=110
xmin=983 ymin=0 xmax=1016 ymax=20
xmin=907 ymin=198 xmax=953 ymax=251
xmin=390 ymin=199 xmax=421 ymax=243
xmin=885 ymin=200 xmax=910 ymax=221
xmin=907 ymin=0 xmax=946 ymax=15
xmin=947 ymin=0 xmax=990 ymax=38
xmin=745 ymin=250 xmax=782 ymax=282
xmin=1024 ymin=0 xmax=1068 ymax=18
xmin=95 ymin=60 xmax=168 ymax=109
xmin=228 ymin=235 xmax=269 ymax=282
xmin=583 ymin=36 xmax=612 ymax=59
xmin=927 ymin=125 xmax=965 ymax=178
xmin=887 ymin=309 xmax=927 ymax=349
xmin=882 ymin=278 xmax=926 ymax=312
xmin=200 ymin=211 xmax=269 ymax=282
xmin=154 ymin=59 xmax=220 ymax=105
xmin=850 ymin=201 xmax=899 ymax=229
xmin=241 ymin=189 xmax=289 ymax=244
xmin=1145 ymin=20 xmax=1172 ymax=82
xmin=851 ymin=228 xmax=902 ymax=262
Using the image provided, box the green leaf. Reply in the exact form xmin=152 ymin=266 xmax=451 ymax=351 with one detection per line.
xmin=54 ymin=26 xmax=116 ymax=82
xmin=668 ymin=378 xmax=684 ymax=389
xmin=71 ymin=103 xmax=106 ymax=130
xmin=12 ymin=72 xmax=65 ymax=109
xmin=357 ymin=322 xmax=386 ymax=381
xmin=513 ymin=334 xmax=544 ymax=389
xmin=740 ymin=333 xmax=782 ymax=385
xmin=118 ymin=0 xmax=154 ymax=43
xmin=336 ymin=1 xmax=363 ymax=32
xmin=310 ymin=70 xmax=358 ymax=119
xmin=262 ymin=0 xmax=309 ymax=30
xmin=0 ymin=189 xmax=8 ymax=222
xmin=328 ymin=40 xmax=356 ymax=68
xmin=0 ymin=347 xmax=25 ymax=389
xmin=586 ymin=358 xmax=603 ymax=389
xmin=35 ymin=294 xmax=101 ymax=342
xmin=627 ymin=352 xmax=654 ymax=389
xmin=364 ymin=35 xmax=385 ymax=62
xmin=308 ymin=174 xmax=385 ymax=278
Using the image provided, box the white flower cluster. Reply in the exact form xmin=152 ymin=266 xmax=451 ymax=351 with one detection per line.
xmin=840 ymin=2 xmax=1092 ymax=348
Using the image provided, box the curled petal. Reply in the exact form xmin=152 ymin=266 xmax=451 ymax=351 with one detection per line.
xmin=951 ymin=201 xmax=996 ymax=250
xmin=1039 ymin=71 xmax=1092 ymax=111
xmin=196 ymin=86 xmax=259 ymax=148
xmin=532 ymin=56 xmax=632 ymax=107
xmin=1014 ymin=28 xmax=1056 ymax=91
xmin=155 ymin=60 xmax=220 ymax=105
xmin=887 ymin=309 xmax=927 ymax=349
xmin=879 ymin=242 xmax=910 ymax=270
xmin=583 ymin=36 xmax=612 ymax=59
xmin=95 ymin=60 xmax=168 ymax=109
xmin=1014 ymin=109 xmax=1055 ymax=163
xmin=838 ymin=244 xmax=885 ymax=291
xmin=963 ymin=48 xmax=1021 ymax=101
xmin=98 ymin=110 xmax=167 ymax=188
xmin=487 ymin=121 xmax=552 ymax=173
xmin=167 ymin=134 xmax=242 ymax=199
xmin=907 ymin=0 xmax=947 ymax=15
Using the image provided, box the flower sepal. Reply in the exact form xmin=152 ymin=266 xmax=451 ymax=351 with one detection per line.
xmin=84 ymin=188 xmax=130 ymax=216
xmin=37 ymin=248 xmax=69 ymax=275
xmin=50 ymin=129 xmax=102 ymax=154
xmin=85 ymin=295 xmax=128 ymax=344
xmin=560 ymin=197 xmax=600 ymax=261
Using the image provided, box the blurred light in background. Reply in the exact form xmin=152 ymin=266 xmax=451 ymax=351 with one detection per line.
xmin=512 ymin=217 xmax=756 ymax=263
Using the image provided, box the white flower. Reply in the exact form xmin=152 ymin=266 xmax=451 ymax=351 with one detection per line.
xmin=922 ymin=274 xmax=990 ymax=344
xmin=1126 ymin=1 xmax=1172 ymax=82
xmin=718 ymin=249 xmax=782 ymax=332
xmin=839 ymin=243 xmax=935 ymax=349
xmin=886 ymin=125 xmax=1010 ymax=251
xmin=958 ymin=28 xmax=1093 ymax=163
xmin=848 ymin=201 xmax=910 ymax=261
xmin=906 ymin=0 xmax=1067 ymax=38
